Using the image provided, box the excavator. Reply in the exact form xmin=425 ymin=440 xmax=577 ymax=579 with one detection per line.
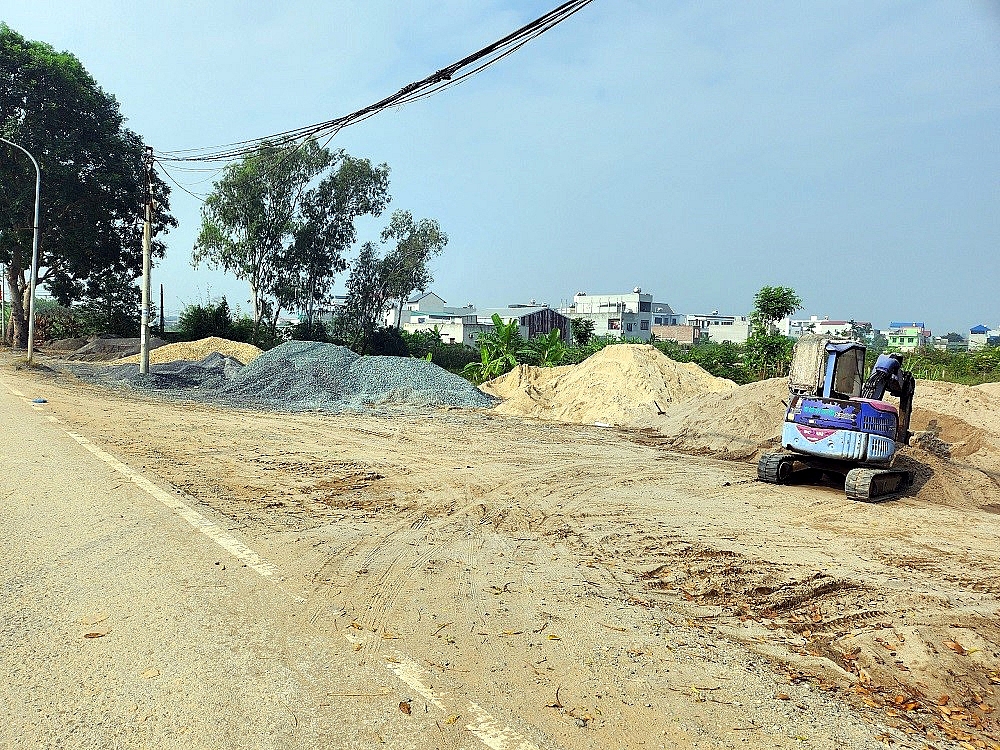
xmin=758 ymin=334 xmax=916 ymax=501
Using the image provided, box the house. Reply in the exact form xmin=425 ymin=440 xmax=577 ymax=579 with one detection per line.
xmin=395 ymin=291 xmax=481 ymax=346
xmin=932 ymin=335 xmax=968 ymax=352
xmin=886 ymin=321 xmax=931 ymax=352
xmin=968 ymin=324 xmax=1000 ymax=350
xmin=559 ymin=289 xmax=654 ymax=341
xmin=651 ymin=325 xmax=700 ymax=345
xmin=474 ymin=305 xmax=570 ymax=343
xmin=781 ymin=315 xmax=862 ymax=339
xmin=651 ymin=302 xmax=682 ymax=327
xmin=684 ymin=311 xmax=752 ymax=344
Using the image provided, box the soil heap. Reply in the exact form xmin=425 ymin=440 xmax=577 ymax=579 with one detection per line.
xmin=64 ymin=336 xmax=166 ymax=361
xmin=116 ymin=337 xmax=263 ymax=365
xmin=484 ymin=345 xmax=736 ymax=427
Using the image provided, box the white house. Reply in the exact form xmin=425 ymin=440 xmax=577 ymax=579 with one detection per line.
xmin=781 ymin=315 xmax=863 ymax=339
xmin=684 ymin=311 xmax=752 ymax=344
xmin=559 ymin=289 xmax=654 ymax=341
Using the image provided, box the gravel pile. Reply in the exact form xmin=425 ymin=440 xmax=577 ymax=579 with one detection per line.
xmin=220 ymin=341 xmax=495 ymax=411
xmin=67 ymin=340 xmax=495 ymax=413
xmin=74 ymin=352 xmax=245 ymax=392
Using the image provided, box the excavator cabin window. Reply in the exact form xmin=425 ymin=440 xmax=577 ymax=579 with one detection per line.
xmin=831 ymin=348 xmax=865 ymax=399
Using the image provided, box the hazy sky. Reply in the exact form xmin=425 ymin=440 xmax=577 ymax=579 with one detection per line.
xmin=6 ymin=1 xmax=999 ymax=333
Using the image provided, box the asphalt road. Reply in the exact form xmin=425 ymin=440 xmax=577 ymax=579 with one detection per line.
xmin=0 ymin=378 xmax=461 ymax=750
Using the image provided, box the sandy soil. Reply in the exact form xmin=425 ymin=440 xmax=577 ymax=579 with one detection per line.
xmin=7 ymin=355 xmax=1000 ymax=749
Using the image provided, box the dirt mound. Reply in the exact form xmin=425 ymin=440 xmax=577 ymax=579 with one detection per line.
xmin=649 ymin=378 xmax=786 ymax=459
xmin=486 ymin=345 xmax=736 ymax=427
xmin=479 ymin=364 xmax=571 ymax=400
xmin=66 ymin=336 xmax=166 ymax=361
xmin=44 ymin=337 xmax=89 ymax=352
xmin=116 ymin=337 xmax=263 ymax=366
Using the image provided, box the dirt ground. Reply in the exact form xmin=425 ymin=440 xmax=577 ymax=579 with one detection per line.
xmin=7 ymin=355 xmax=1000 ymax=750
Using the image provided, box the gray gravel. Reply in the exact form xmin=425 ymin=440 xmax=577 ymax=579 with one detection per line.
xmin=66 ymin=341 xmax=495 ymax=414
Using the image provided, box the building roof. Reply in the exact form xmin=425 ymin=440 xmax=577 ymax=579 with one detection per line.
xmin=889 ymin=321 xmax=925 ymax=329
xmin=652 ymin=302 xmax=675 ymax=314
xmin=407 ymin=291 xmax=444 ymax=304
xmin=476 ymin=306 xmax=560 ymax=321
xmin=970 ymin=324 xmax=990 ymax=334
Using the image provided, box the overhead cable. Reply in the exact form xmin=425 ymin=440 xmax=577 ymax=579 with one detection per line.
xmin=154 ymin=0 xmax=595 ymax=164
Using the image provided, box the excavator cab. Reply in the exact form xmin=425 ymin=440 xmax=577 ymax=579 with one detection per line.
xmin=759 ymin=335 xmax=916 ymax=501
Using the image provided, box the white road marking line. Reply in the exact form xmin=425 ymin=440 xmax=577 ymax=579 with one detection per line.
xmin=65 ymin=432 xmax=276 ymax=577
xmin=6 ymin=379 xmax=542 ymax=748
xmin=345 ymin=631 xmax=541 ymax=750
xmin=46 ymin=416 xmax=59 ymax=423
xmin=10 ymin=387 xmax=25 ymax=397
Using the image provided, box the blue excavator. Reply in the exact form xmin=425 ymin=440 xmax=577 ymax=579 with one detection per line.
xmin=757 ymin=334 xmax=916 ymax=501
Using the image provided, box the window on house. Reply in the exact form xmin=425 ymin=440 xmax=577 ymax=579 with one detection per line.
xmin=608 ymin=319 xmax=621 ymax=330
xmin=640 ymin=320 xmax=649 ymax=331
xmin=626 ymin=322 xmax=634 ymax=332
xmin=639 ymin=301 xmax=651 ymax=312
xmin=654 ymin=317 xmax=662 ymax=325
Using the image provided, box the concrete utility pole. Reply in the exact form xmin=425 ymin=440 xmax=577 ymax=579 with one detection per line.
xmin=1 ymin=263 xmax=6 ymax=343
xmin=0 ymin=136 xmax=42 ymax=365
xmin=139 ymin=146 xmax=153 ymax=375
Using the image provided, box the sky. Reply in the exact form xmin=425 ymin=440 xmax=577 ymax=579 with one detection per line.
xmin=5 ymin=0 xmax=999 ymax=334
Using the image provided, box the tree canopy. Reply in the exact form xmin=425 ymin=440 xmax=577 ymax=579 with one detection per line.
xmin=194 ymin=142 xmax=391 ymax=340
xmin=0 ymin=23 xmax=174 ymax=344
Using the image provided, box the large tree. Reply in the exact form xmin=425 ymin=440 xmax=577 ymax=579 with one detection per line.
xmin=193 ymin=140 xmax=332 ymax=336
xmin=279 ymin=153 xmax=390 ymax=336
xmin=379 ymin=210 xmax=448 ymax=327
xmin=0 ymin=24 xmax=174 ymax=346
xmin=194 ymin=143 xmax=392 ymax=341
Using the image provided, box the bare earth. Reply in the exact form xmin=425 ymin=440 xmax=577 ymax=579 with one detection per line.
xmin=3 ymin=354 xmax=999 ymax=750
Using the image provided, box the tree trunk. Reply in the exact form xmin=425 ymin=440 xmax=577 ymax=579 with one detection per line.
xmin=5 ymin=261 xmax=28 ymax=349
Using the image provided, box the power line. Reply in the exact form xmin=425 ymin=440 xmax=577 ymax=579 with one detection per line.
xmin=154 ymin=0 xmax=595 ymax=165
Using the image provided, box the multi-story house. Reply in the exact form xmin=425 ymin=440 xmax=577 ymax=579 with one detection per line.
xmin=886 ymin=321 xmax=931 ymax=352
xmin=559 ymin=289 xmax=654 ymax=341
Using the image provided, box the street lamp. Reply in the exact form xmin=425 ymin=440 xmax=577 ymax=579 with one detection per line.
xmin=0 ymin=136 xmax=42 ymax=365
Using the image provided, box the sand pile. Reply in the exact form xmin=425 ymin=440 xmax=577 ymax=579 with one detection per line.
xmin=485 ymin=345 xmax=736 ymax=427
xmin=479 ymin=364 xmax=571 ymax=400
xmin=116 ymin=337 xmax=263 ymax=365
xmin=651 ymin=378 xmax=787 ymax=459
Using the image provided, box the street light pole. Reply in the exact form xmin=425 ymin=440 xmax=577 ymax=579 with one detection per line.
xmin=0 ymin=136 xmax=41 ymax=365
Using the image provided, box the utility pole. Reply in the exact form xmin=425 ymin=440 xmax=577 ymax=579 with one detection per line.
xmin=1 ymin=263 xmax=6 ymax=344
xmin=159 ymin=283 xmax=165 ymax=336
xmin=0 ymin=136 xmax=42 ymax=364
xmin=139 ymin=146 xmax=153 ymax=374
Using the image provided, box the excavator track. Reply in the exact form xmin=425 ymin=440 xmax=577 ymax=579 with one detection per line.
xmin=758 ymin=452 xmax=795 ymax=484
xmin=845 ymin=468 xmax=912 ymax=502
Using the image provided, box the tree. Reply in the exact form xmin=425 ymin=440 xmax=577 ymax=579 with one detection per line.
xmin=749 ymin=286 xmax=803 ymax=336
xmin=281 ymin=153 xmax=390 ymax=337
xmin=944 ymin=332 xmax=965 ymax=343
xmin=462 ymin=314 xmax=527 ymax=383
xmin=193 ymin=140 xmax=331 ymax=338
xmin=570 ymin=318 xmax=595 ymax=346
xmin=336 ymin=241 xmax=392 ymax=350
xmin=524 ymin=329 xmax=568 ymax=367
xmin=745 ymin=285 xmax=802 ymax=380
xmin=380 ymin=210 xmax=448 ymax=327
xmin=0 ymin=24 xmax=175 ymax=347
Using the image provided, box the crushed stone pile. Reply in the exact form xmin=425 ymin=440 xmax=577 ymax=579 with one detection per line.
xmin=116 ymin=337 xmax=262 ymax=366
xmin=220 ymin=341 xmax=496 ymax=411
xmin=70 ymin=340 xmax=496 ymax=413
xmin=91 ymin=352 xmax=247 ymax=392
xmin=485 ymin=345 xmax=736 ymax=427
xmin=65 ymin=336 xmax=166 ymax=361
